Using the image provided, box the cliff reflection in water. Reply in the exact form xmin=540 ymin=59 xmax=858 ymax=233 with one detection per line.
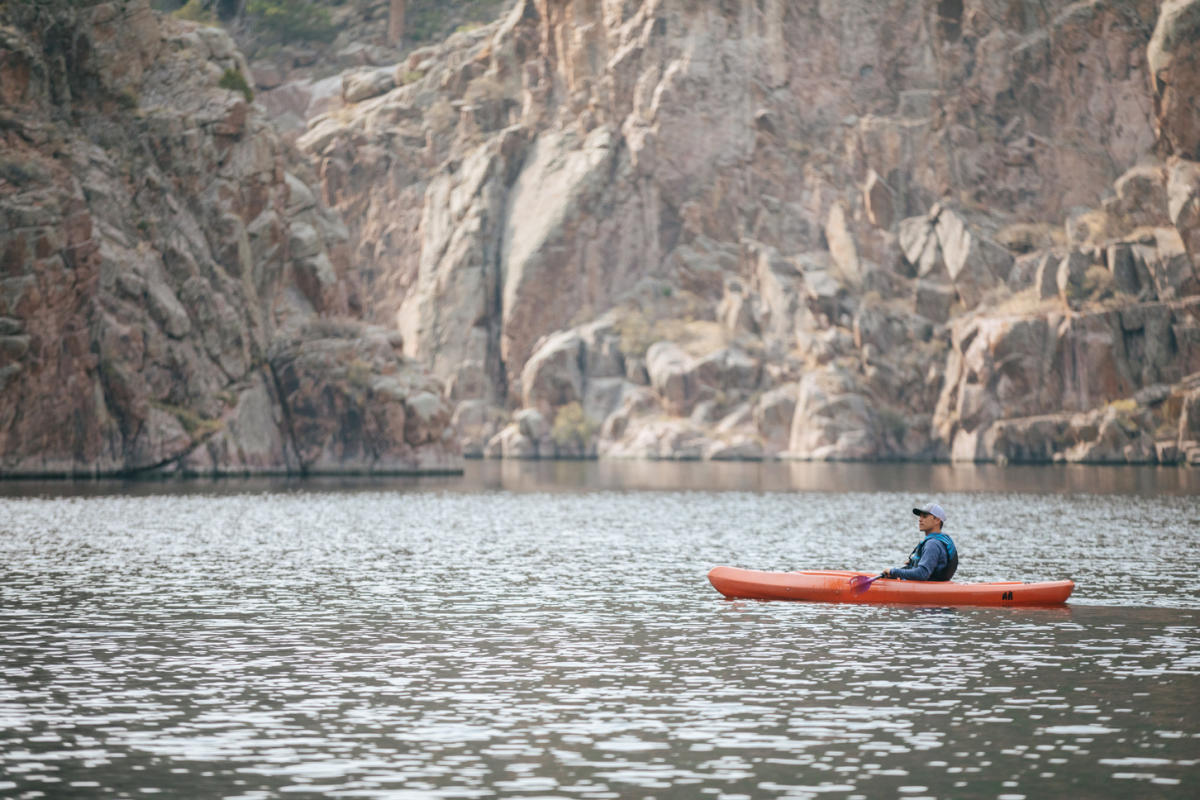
xmin=465 ymin=460 xmax=1200 ymax=497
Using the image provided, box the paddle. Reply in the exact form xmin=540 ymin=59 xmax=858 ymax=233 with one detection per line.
xmin=848 ymin=573 xmax=886 ymax=594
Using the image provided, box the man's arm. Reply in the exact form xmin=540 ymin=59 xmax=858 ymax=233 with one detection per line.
xmin=887 ymin=540 xmax=946 ymax=581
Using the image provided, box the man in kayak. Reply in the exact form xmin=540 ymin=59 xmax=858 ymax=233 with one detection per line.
xmin=881 ymin=502 xmax=958 ymax=581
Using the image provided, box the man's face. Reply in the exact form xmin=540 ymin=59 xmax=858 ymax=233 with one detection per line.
xmin=917 ymin=511 xmax=938 ymax=533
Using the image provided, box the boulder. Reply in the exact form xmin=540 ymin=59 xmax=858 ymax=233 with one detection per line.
xmin=1065 ymin=406 xmax=1156 ymax=464
xmin=521 ymin=330 xmax=584 ymax=414
xmin=1106 ymin=164 xmax=1170 ymax=230
xmin=691 ymin=347 xmax=760 ymax=396
xmin=935 ymin=207 xmax=1011 ymax=308
xmin=583 ymin=377 xmax=633 ymax=427
xmin=515 ymin=407 xmax=551 ymax=442
xmin=597 ymin=385 xmax=657 ymax=444
xmin=645 ymin=341 xmax=696 ymax=415
xmin=404 ymin=391 xmax=448 ymax=447
xmin=451 ymin=399 xmax=503 ymax=458
xmin=342 ymin=67 xmax=395 ymax=103
xmin=801 ymin=259 xmax=843 ymax=329
xmin=787 ymin=367 xmax=877 ymax=460
xmin=898 ymin=214 xmax=941 ymax=278
xmin=483 ymin=424 xmax=537 ymax=459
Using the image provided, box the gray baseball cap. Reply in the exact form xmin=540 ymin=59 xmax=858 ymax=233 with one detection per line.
xmin=913 ymin=502 xmax=946 ymax=521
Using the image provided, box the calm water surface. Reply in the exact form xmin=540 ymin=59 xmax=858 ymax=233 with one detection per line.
xmin=2 ymin=462 xmax=1198 ymax=799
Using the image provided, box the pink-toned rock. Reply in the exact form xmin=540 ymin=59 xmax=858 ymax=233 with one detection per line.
xmin=12 ymin=0 xmax=1200 ymax=471
xmin=1149 ymin=0 xmax=1200 ymax=159
xmin=0 ymin=2 xmax=452 ymax=476
xmin=268 ymin=323 xmax=457 ymax=472
xmin=1106 ymin=164 xmax=1171 ymax=231
xmin=1167 ymin=158 xmax=1200 ymax=275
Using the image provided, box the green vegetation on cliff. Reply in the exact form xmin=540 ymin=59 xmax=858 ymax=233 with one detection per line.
xmin=156 ymin=0 xmax=510 ymax=47
xmin=245 ymin=0 xmax=338 ymax=43
xmin=405 ymin=0 xmax=506 ymax=42
xmin=218 ymin=67 xmax=253 ymax=101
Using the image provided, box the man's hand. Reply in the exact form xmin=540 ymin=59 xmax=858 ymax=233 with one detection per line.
xmin=880 ymin=569 xmax=891 ymax=578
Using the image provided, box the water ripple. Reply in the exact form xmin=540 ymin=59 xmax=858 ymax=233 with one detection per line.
xmin=1 ymin=472 xmax=1199 ymax=798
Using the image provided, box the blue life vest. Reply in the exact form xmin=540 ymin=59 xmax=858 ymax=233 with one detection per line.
xmin=905 ymin=532 xmax=958 ymax=581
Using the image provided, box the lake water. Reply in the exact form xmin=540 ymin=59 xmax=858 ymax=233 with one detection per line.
xmin=2 ymin=462 xmax=1199 ymax=799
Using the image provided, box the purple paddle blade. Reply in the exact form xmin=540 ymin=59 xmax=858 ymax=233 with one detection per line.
xmin=849 ymin=574 xmax=883 ymax=595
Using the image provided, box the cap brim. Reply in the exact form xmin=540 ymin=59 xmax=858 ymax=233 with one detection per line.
xmin=912 ymin=507 xmax=925 ymax=516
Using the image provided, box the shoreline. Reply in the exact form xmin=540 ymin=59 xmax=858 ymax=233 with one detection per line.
xmin=3 ymin=459 xmax=1197 ymax=498
xmin=1 ymin=454 xmax=1195 ymax=482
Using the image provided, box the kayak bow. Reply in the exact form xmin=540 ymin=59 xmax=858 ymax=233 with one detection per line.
xmin=708 ymin=566 xmax=1074 ymax=606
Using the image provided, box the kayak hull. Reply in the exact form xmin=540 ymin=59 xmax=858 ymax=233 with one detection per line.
xmin=708 ymin=566 xmax=1074 ymax=606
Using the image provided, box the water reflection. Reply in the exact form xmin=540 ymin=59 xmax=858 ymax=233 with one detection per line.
xmin=460 ymin=459 xmax=1200 ymax=495
xmin=3 ymin=460 xmax=1200 ymax=498
xmin=0 ymin=470 xmax=1197 ymax=799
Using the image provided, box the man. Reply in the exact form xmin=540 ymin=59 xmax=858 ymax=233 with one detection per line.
xmin=881 ymin=502 xmax=958 ymax=581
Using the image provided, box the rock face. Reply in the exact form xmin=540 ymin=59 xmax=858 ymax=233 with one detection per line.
xmin=283 ymin=0 xmax=1200 ymax=465
xmin=0 ymin=0 xmax=458 ymax=476
xmin=7 ymin=0 xmax=1200 ymax=471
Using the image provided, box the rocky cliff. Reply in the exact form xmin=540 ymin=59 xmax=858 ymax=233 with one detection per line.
xmin=0 ymin=0 xmax=459 ymax=476
xmin=288 ymin=0 xmax=1200 ymax=465
xmin=6 ymin=0 xmax=1200 ymax=474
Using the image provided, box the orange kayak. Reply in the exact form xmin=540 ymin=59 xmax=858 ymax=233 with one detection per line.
xmin=708 ymin=566 xmax=1075 ymax=606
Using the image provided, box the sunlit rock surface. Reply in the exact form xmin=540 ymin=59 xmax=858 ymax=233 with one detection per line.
xmin=284 ymin=0 xmax=1199 ymax=464
xmin=6 ymin=0 xmax=1200 ymax=471
xmin=0 ymin=0 xmax=459 ymax=476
